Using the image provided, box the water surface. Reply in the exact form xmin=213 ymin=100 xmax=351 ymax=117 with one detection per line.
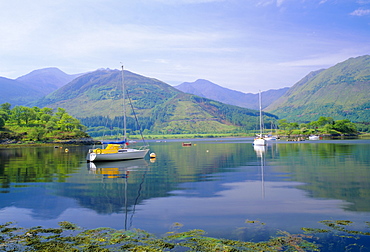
xmin=1 ymin=138 xmax=370 ymax=250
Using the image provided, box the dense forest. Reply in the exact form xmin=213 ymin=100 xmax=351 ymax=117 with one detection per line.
xmin=0 ymin=103 xmax=89 ymax=142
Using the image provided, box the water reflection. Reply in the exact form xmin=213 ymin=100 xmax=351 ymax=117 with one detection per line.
xmin=86 ymin=160 xmax=149 ymax=229
xmin=88 ymin=159 xmax=148 ymax=178
xmin=273 ymin=142 xmax=370 ymax=212
xmin=1 ymin=140 xmax=370 ymax=244
xmin=254 ymin=144 xmax=266 ymax=199
xmin=253 ymin=144 xmax=266 ymax=158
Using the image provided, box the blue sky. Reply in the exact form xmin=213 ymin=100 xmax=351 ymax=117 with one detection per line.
xmin=1 ymin=0 xmax=370 ymax=93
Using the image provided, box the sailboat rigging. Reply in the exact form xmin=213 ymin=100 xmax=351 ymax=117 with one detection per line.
xmin=86 ymin=66 xmax=150 ymax=162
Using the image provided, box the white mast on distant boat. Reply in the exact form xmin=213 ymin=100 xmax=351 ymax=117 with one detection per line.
xmin=253 ymin=90 xmax=266 ymax=146
xmin=259 ymin=90 xmax=263 ymax=138
xmin=122 ymin=65 xmax=127 ymax=144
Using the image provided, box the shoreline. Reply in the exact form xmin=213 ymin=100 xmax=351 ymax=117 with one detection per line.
xmin=1 ymin=132 xmax=368 ymax=148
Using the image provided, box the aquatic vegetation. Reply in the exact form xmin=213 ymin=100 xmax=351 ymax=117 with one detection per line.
xmin=302 ymin=220 xmax=370 ymax=250
xmin=2 ymin=220 xmax=370 ymax=251
xmin=0 ymin=221 xmax=320 ymax=251
xmin=315 ymin=220 xmax=370 ymax=236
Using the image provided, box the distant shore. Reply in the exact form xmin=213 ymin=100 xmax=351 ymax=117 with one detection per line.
xmin=1 ymin=132 xmax=368 ymax=147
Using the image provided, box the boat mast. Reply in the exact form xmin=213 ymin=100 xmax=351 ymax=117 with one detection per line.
xmin=121 ymin=65 xmax=127 ymax=142
xmin=259 ymin=90 xmax=263 ymax=137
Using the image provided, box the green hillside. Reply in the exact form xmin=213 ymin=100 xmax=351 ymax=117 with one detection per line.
xmin=265 ymin=55 xmax=370 ymax=122
xmin=35 ymin=69 xmax=178 ymax=119
xmin=34 ymin=69 xmax=277 ymax=134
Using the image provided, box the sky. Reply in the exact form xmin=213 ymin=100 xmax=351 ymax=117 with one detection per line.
xmin=1 ymin=0 xmax=370 ymax=93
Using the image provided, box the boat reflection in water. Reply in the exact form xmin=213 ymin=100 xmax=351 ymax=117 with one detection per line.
xmin=87 ymin=159 xmax=149 ymax=230
xmin=253 ymin=145 xmax=266 ymax=158
xmin=253 ymin=144 xmax=266 ymax=198
xmin=88 ymin=159 xmax=149 ymax=178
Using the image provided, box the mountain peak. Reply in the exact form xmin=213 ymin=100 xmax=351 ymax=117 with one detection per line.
xmin=16 ymin=67 xmax=81 ymax=96
xmin=193 ymin=79 xmax=213 ymax=83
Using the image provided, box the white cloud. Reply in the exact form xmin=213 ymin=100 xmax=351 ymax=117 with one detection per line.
xmin=255 ymin=0 xmax=285 ymax=7
xmin=350 ymin=8 xmax=370 ymax=16
xmin=1 ymin=0 xmax=370 ymax=93
xmin=276 ymin=0 xmax=286 ymax=7
xmin=58 ymin=24 xmax=229 ymax=57
xmin=277 ymin=50 xmax=364 ymax=69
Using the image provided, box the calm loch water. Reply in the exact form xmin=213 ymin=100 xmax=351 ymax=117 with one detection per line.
xmin=1 ymin=138 xmax=370 ymax=250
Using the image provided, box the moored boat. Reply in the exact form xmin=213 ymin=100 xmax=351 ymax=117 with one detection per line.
xmin=309 ymin=135 xmax=320 ymax=140
xmin=264 ymin=134 xmax=277 ymax=141
xmin=86 ymin=66 xmax=149 ymax=162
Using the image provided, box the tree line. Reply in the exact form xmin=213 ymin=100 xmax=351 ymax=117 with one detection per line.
xmin=277 ymin=116 xmax=362 ymax=135
xmin=0 ymin=103 xmax=88 ymax=142
xmin=1 ymin=102 xmax=366 ymax=141
xmin=80 ymin=115 xmax=365 ymax=137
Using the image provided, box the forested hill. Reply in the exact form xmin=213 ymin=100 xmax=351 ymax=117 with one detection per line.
xmin=34 ymin=69 xmax=277 ymax=134
xmin=266 ymin=55 xmax=370 ymax=122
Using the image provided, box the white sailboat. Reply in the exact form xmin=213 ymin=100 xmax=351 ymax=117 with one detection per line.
xmin=253 ymin=91 xmax=266 ymax=146
xmin=308 ymin=135 xmax=320 ymax=140
xmin=86 ymin=66 xmax=149 ymax=162
xmin=264 ymin=122 xmax=277 ymax=141
xmin=264 ymin=135 xmax=277 ymax=141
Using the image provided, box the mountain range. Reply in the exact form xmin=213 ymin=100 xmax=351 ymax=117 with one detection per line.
xmin=175 ymin=79 xmax=289 ymax=110
xmin=1 ymin=55 xmax=370 ymax=133
xmin=16 ymin=67 xmax=82 ymax=95
xmin=32 ymin=69 xmax=276 ymax=133
xmin=0 ymin=77 xmax=41 ymax=105
xmin=0 ymin=67 xmax=80 ymax=106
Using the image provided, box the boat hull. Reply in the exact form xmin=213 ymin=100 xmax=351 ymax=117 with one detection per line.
xmin=253 ymin=138 xmax=266 ymax=146
xmin=87 ymin=148 xmax=149 ymax=162
xmin=264 ymin=137 xmax=276 ymax=141
xmin=309 ymin=135 xmax=319 ymax=140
